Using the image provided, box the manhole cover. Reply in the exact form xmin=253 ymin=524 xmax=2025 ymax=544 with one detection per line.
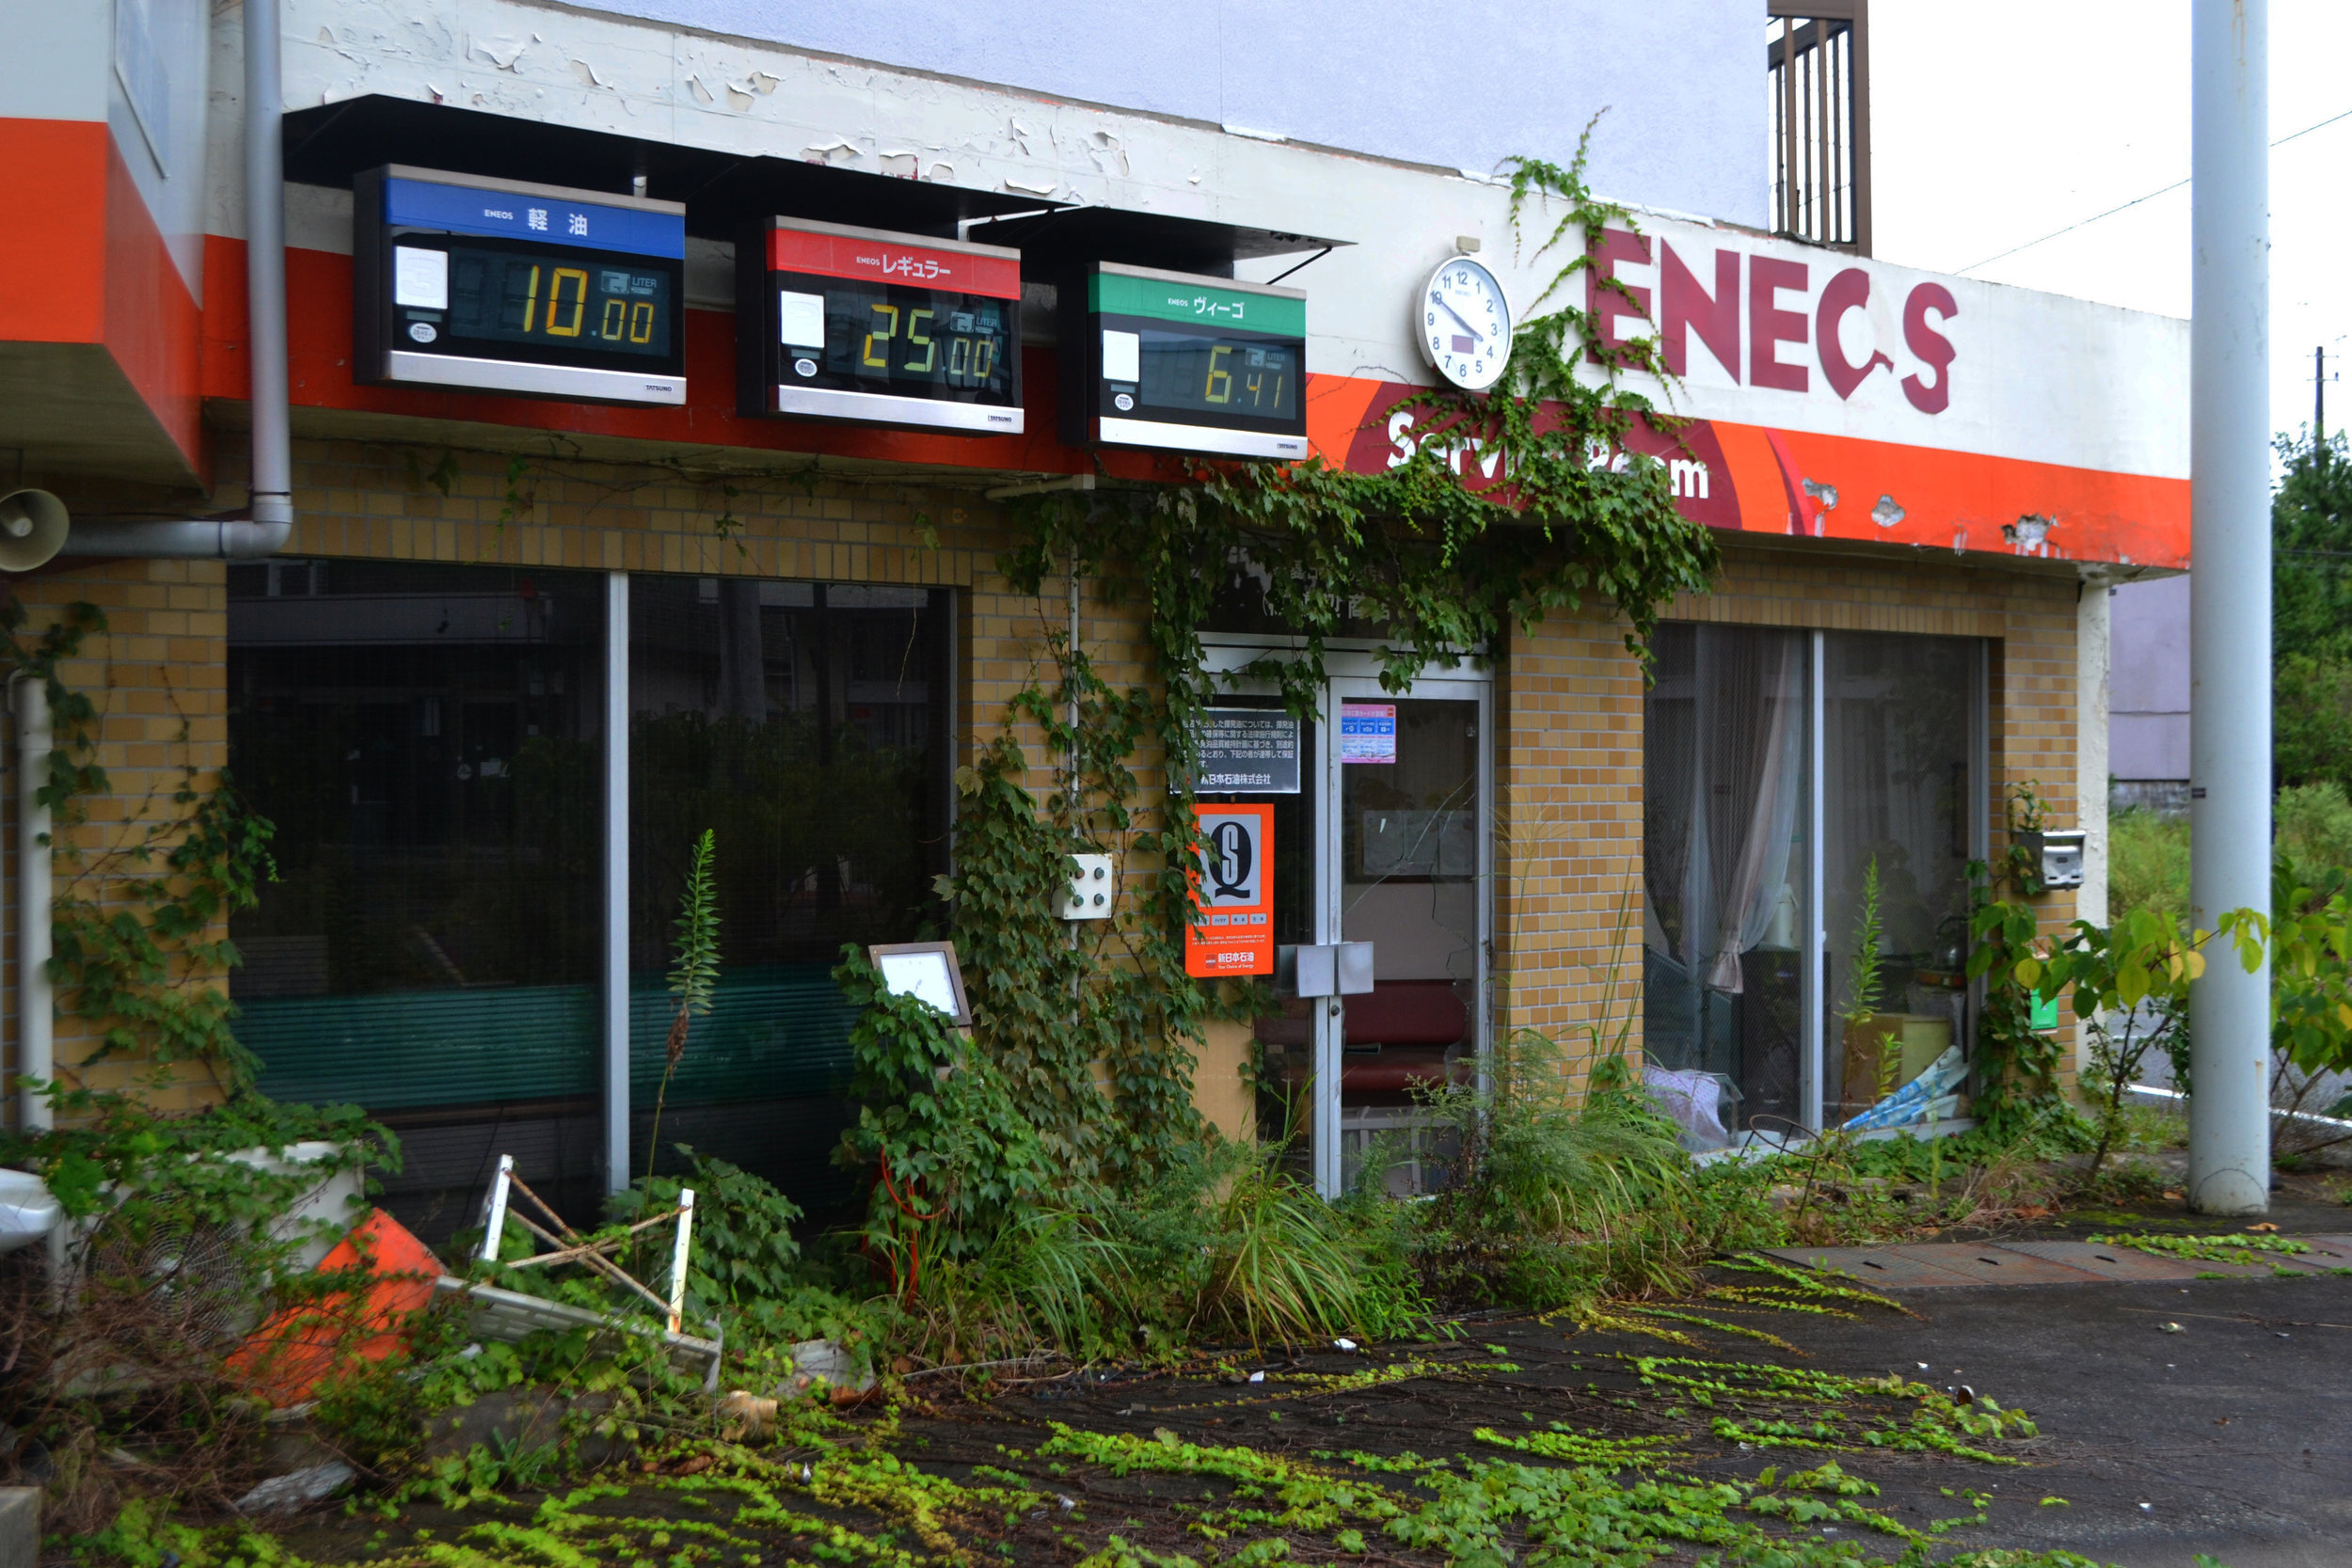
xmin=1879 ymin=1244 xmax=2106 ymax=1285
xmin=1995 ymin=1240 xmax=2203 ymax=1282
xmin=1761 ymin=1246 xmax=1982 ymax=1288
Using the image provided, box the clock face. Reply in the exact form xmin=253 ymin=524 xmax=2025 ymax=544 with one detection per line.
xmin=1417 ymin=256 xmax=1512 ymax=391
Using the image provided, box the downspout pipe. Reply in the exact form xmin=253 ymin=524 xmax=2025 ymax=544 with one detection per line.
xmin=56 ymin=0 xmax=291 ymax=562
xmin=12 ymin=675 xmax=50 ymax=1133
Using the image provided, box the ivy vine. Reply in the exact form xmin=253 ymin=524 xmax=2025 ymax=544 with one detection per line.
xmin=0 ymin=597 xmax=279 ymax=1105
xmin=872 ymin=131 xmax=1721 ymax=1208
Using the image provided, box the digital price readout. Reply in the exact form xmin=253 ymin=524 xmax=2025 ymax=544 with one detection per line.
xmin=1062 ymin=263 xmax=1308 ymax=460
xmin=354 ymin=166 xmax=688 ymax=405
xmin=739 ymin=217 xmax=1023 ymax=436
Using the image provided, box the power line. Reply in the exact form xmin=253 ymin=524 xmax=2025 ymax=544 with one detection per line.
xmin=1956 ymin=103 xmax=2352 ymax=276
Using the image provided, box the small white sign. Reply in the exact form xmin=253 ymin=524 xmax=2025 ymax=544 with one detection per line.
xmin=1102 ymin=328 xmax=1141 ymax=384
xmin=777 ymin=290 xmax=827 ymax=347
xmin=877 ymin=950 xmax=960 ymax=1017
xmin=393 ymin=245 xmax=449 ymax=309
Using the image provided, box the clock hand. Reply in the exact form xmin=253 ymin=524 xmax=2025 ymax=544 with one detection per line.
xmin=1438 ymin=297 xmax=1485 ymax=342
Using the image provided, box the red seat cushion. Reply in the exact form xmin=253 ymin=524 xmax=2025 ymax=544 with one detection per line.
xmin=1344 ymin=981 xmax=1467 ymax=1047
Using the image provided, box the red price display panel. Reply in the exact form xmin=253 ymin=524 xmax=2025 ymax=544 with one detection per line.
xmin=739 ymin=217 xmax=1025 ymax=436
xmin=1185 ymin=803 xmax=1274 ymax=978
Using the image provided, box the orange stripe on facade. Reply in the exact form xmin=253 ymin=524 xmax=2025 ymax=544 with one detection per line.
xmin=0 ymin=119 xmax=108 ymax=344
xmin=196 ymin=238 xmax=2193 ymax=571
xmin=103 ymin=135 xmax=203 ymax=470
xmin=0 ymin=118 xmax=203 ymax=472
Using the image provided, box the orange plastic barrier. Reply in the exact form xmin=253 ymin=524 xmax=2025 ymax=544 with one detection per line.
xmin=228 ymin=1208 xmax=442 ymax=1406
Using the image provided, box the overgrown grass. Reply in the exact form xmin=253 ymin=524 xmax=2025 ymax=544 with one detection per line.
xmin=2109 ymin=806 xmax=2189 ymax=928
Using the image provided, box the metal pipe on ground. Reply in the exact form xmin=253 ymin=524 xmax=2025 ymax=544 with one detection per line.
xmin=2187 ymin=0 xmax=2272 ymax=1215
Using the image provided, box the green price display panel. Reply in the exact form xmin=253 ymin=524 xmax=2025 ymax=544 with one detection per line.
xmin=1071 ymin=264 xmax=1309 ymax=461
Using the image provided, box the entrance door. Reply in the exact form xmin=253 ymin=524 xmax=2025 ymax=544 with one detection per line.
xmin=1201 ymin=647 xmax=1490 ymax=1198
xmin=1322 ymin=676 xmax=1488 ymax=1196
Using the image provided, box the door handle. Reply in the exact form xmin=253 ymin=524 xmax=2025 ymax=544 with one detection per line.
xmin=1291 ymin=942 xmax=1375 ymax=998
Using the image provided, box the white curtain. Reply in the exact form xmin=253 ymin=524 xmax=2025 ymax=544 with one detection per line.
xmin=1704 ymin=638 xmax=1804 ymax=994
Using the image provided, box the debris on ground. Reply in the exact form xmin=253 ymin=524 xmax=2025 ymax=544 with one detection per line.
xmin=231 ymin=1462 xmax=353 ymax=1515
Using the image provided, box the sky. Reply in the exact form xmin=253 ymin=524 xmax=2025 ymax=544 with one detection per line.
xmin=1870 ymin=0 xmax=2352 ymax=452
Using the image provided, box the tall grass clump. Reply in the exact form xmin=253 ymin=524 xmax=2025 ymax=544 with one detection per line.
xmin=2109 ymin=806 xmax=2189 ymax=929
xmin=1414 ymin=1031 xmax=1701 ymax=1310
xmin=2275 ymin=781 xmax=2352 ymax=892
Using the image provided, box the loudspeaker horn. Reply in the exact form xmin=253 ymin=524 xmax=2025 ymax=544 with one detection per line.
xmin=0 ymin=490 xmax=68 ymax=573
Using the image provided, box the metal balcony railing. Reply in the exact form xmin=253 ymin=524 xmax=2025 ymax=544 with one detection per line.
xmin=1769 ymin=0 xmax=1871 ymax=255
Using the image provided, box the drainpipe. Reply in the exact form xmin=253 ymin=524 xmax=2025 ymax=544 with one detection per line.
xmin=55 ymin=0 xmax=292 ymax=562
xmin=12 ymin=675 xmax=49 ymax=1133
xmin=11 ymin=0 xmax=292 ymax=1132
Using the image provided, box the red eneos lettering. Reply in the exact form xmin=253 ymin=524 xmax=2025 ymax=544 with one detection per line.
xmin=1748 ymin=256 xmax=1810 ymax=392
xmin=1585 ymin=228 xmax=1652 ymax=359
xmin=1816 ymin=267 xmax=1893 ymax=400
xmin=1901 ymin=283 xmax=1958 ymax=414
xmin=1661 ymin=242 xmax=1740 ymax=380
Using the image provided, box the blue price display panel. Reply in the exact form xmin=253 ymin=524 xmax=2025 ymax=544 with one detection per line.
xmin=355 ymin=166 xmax=689 ymax=406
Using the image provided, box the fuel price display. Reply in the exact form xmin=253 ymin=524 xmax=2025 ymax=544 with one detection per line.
xmin=1062 ymin=263 xmax=1308 ymax=460
xmin=739 ymin=218 xmax=1024 ymax=436
xmin=354 ymin=166 xmax=687 ymax=406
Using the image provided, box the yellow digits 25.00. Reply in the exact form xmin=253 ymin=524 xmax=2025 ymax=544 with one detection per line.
xmin=904 ymin=308 xmax=936 ymax=372
xmin=863 ymin=303 xmax=899 ymax=368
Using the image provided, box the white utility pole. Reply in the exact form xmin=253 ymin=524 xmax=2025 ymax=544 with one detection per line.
xmin=2187 ymin=0 xmax=2272 ymax=1214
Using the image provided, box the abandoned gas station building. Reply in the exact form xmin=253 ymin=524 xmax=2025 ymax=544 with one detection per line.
xmin=0 ymin=0 xmax=2185 ymax=1236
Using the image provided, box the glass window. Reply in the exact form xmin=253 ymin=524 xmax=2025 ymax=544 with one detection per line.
xmin=1642 ymin=625 xmax=1809 ymax=1133
xmin=228 ymin=560 xmax=607 ymax=1239
xmin=1820 ymin=632 xmax=1978 ymax=1123
xmin=627 ymin=578 xmax=951 ymax=1209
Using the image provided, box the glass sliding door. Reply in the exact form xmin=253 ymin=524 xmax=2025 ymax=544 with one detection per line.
xmin=1205 ymin=646 xmax=1491 ymax=1198
xmin=1642 ymin=622 xmax=1984 ymax=1140
xmin=230 ymin=560 xmax=608 ymax=1240
xmin=1335 ymin=687 xmax=1483 ymax=1193
xmin=1642 ymin=625 xmax=1810 ymax=1136
xmin=1820 ymin=632 xmax=1979 ymax=1124
xmin=628 ymin=577 xmax=951 ymax=1212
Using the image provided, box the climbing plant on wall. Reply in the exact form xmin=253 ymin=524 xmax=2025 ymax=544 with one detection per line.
xmin=0 ymin=598 xmax=280 ymax=1104
xmin=869 ymin=129 xmax=1724 ymax=1211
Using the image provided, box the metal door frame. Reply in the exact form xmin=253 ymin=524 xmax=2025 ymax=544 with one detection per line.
xmin=1200 ymin=641 xmax=1493 ymax=1196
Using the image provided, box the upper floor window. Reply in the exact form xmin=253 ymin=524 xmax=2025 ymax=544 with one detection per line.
xmin=1769 ymin=1 xmax=1871 ymax=254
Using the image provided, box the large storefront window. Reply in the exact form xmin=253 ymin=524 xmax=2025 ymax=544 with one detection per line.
xmin=1643 ymin=623 xmax=1980 ymax=1139
xmin=1820 ymin=633 xmax=1979 ymax=1123
xmin=1643 ymin=626 xmax=1808 ymax=1132
xmin=229 ymin=561 xmax=608 ymax=1234
xmin=627 ymin=578 xmax=950 ymax=1202
xmin=230 ymin=562 xmax=953 ymax=1241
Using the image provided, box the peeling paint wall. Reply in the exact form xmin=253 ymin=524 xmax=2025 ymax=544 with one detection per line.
xmin=207 ymin=0 xmax=2188 ymax=493
xmin=562 ymin=0 xmax=1767 ymax=227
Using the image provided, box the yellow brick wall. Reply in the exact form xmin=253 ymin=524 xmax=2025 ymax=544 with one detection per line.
xmin=3 ymin=440 xmax=2090 ymax=1131
xmin=3 ymin=560 xmax=232 ymax=1117
xmin=1493 ymin=538 xmax=2089 ymax=1093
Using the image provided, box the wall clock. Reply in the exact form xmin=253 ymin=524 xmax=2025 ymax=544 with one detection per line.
xmin=1415 ymin=254 xmax=1512 ymax=392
